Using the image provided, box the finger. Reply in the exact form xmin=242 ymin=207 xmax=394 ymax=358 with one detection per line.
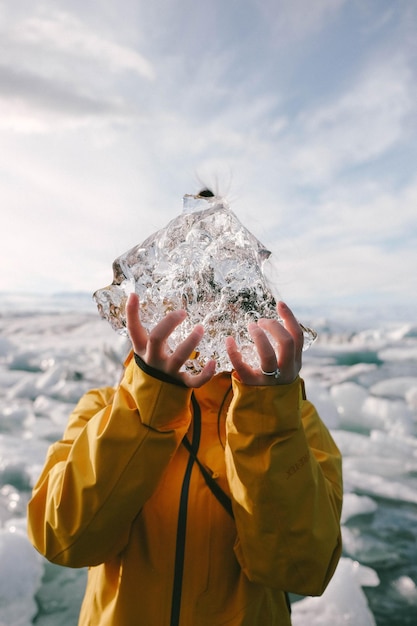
xmin=225 ymin=336 xmax=242 ymax=370
xmin=225 ymin=336 xmax=255 ymax=381
xmin=258 ymin=303 xmax=303 ymax=382
xmin=257 ymin=316 xmax=293 ymax=365
xmin=257 ymin=315 xmax=296 ymax=378
xmin=277 ymin=301 xmax=304 ymax=353
xmin=169 ymin=324 xmax=205 ymax=370
xmin=182 ymin=360 xmax=216 ymax=388
xmin=126 ymin=293 xmax=148 ymax=354
xmin=247 ymin=322 xmax=277 ymax=373
xmin=147 ymin=309 xmax=187 ymax=358
xmin=257 ymin=302 xmax=303 ymax=354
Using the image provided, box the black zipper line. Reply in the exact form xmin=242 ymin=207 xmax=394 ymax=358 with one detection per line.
xmin=169 ymin=393 xmax=201 ymax=626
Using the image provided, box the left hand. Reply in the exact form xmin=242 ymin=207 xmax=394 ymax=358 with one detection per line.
xmin=225 ymin=301 xmax=303 ymax=386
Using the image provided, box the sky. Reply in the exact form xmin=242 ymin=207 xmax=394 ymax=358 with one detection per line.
xmin=1 ymin=0 xmax=416 ymax=312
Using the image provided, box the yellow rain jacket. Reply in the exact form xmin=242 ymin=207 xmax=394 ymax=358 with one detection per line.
xmin=28 ymin=353 xmax=343 ymax=626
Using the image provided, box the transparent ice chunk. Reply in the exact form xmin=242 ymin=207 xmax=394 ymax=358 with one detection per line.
xmin=93 ymin=194 xmax=317 ymax=373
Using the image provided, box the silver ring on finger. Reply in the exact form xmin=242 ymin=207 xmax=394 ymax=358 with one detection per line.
xmin=261 ymin=367 xmax=281 ymax=379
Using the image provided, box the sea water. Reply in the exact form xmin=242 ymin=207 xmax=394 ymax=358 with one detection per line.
xmin=0 ymin=293 xmax=416 ymax=626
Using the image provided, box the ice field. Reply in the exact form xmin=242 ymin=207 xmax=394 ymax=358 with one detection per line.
xmin=0 ymin=293 xmax=416 ymax=625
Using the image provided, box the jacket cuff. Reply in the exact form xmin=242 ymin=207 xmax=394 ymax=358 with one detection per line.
xmin=229 ymin=376 xmax=303 ymax=435
xmin=134 ymin=353 xmax=188 ymax=387
xmin=123 ymin=357 xmax=192 ymax=432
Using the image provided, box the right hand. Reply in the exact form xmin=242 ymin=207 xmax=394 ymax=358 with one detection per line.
xmin=126 ymin=293 xmax=216 ymax=388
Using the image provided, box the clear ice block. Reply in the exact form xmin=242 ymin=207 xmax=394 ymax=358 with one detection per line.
xmin=93 ymin=194 xmax=317 ymax=373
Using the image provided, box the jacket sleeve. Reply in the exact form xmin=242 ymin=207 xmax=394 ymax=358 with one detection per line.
xmin=225 ymin=376 xmax=343 ymax=596
xmin=27 ymin=356 xmax=193 ymax=568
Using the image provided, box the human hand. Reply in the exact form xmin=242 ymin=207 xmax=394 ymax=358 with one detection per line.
xmin=126 ymin=293 xmax=216 ymax=388
xmin=225 ymin=301 xmax=303 ymax=386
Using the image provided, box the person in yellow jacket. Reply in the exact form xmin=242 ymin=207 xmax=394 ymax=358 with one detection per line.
xmin=27 ymin=293 xmax=343 ymax=626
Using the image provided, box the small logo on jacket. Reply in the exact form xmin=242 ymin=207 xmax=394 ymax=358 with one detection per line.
xmin=286 ymin=453 xmax=309 ymax=479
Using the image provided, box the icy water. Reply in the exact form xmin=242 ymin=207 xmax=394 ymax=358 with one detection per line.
xmin=0 ymin=293 xmax=416 ymax=625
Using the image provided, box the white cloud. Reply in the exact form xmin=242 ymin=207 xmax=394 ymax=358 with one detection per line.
xmin=8 ymin=9 xmax=155 ymax=80
xmin=271 ymin=235 xmax=417 ymax=307
xmin=0 ymin=67 xmax=136 ymax=132
xmin=257 ymin=0 xmax=348 ymax=41
xmin=0 ymin=5 xmax=154 ymax=132
xmin=313 ymin=181 xmax=417 ymax=246
xmin=0 ymin=0 xmax=416 ymax=310
xmin=287 ymin=54 xmax=415 ymax=183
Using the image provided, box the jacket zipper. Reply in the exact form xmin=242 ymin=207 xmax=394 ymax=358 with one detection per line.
xmin=169 ymin=393 xmax=201 ymax=626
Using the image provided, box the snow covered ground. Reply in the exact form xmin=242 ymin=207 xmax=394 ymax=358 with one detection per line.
xmin=1 ymin=294 xmax=416 ymax=625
